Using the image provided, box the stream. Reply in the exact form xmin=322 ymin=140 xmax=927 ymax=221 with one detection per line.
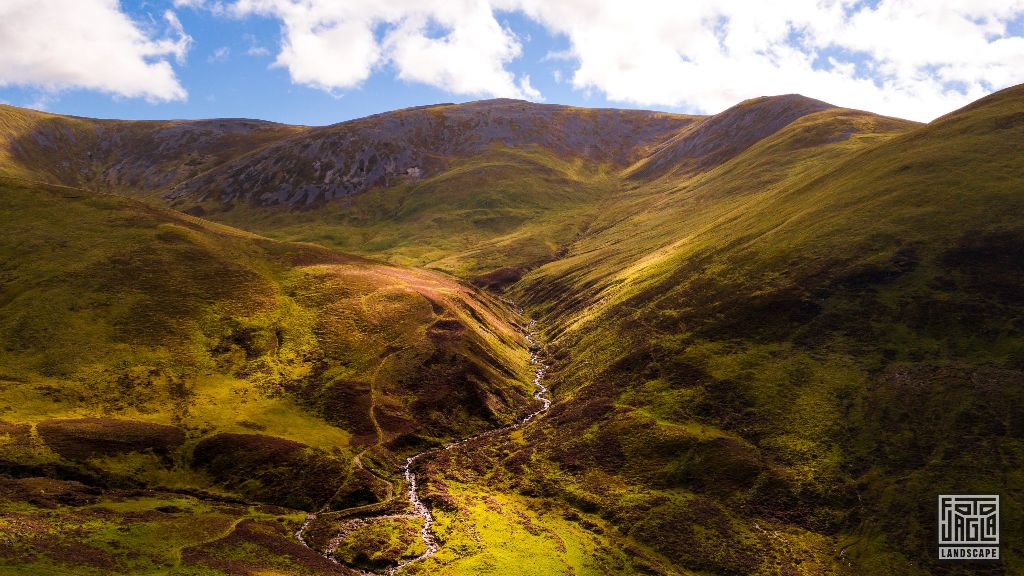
xmin=297 ymin=314 xmax=550 ymax=575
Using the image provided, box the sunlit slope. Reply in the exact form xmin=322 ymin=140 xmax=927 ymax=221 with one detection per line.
xmin=503 ymin=85 xmax=1024 ymax=574
xmin=170 ymin=97 xmax=845 ymax=280
xmin=0 ymin=100 xmax=699 ymax=279
xmin=162 ymin=100 xmax=697 ymax=278
xmin=626 ymin=93 xmax=836 ymax=180
xmin=0 ymin=176 xmax=533 ymax=513
xmin=517 ymin=105 xmax=920 ymax=323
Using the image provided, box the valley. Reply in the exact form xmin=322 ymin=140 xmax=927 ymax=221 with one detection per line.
xmin=296 ymin=313 xmax=550 ymax=575
xmin=1 ymin=84 xmax=1023 ymax=575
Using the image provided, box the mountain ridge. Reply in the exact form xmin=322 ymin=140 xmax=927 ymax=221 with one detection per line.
xmin=0 ymin=93 xmax=891 ymax=211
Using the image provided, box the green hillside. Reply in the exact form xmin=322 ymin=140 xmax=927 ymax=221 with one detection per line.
xmin=0 ymin=105 xmax=303 ymax=199
xmin=1 ymin=84 xmax=1022 ymax=575
xmin=0 ymin=176 xmax=535 ymax=574
xmin=496 ymin=84 xmax=1024 ymax=575
xmin=198 ymin=146 xmax=623 ymax=279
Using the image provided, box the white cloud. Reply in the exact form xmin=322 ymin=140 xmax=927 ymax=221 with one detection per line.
xmin=200 ymin=0 xmax=1024 ymax=120
xmin=384 ymin=3 xmax=526 ymax=97
xmin=244 ymin=33 xmax=270 ymax=56
xmin=0 ymin=0 xmax=191 ymax=101
xmin=221 ymin=0 xmax=541 ymax=99
xmin=509 ymin=0 xmax=1024 ymax=120
xmin=518 ymin=75 xmax=542 ymax=100
xmin=208 ymin=46 xmax=231 ymax=63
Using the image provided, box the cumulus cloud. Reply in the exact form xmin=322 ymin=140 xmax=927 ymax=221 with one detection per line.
xmin=220 ymin=0 xmax=541 ymax=99
xmin=196 ymin=0 xmax=1024 ymax=120
xmin=511 ymin=0 xmax=1024 ymax=120
xmin=384 ymin=2 xmax=527 ymax=97
xmin=0 ymin=0 xmax=191 ymax=102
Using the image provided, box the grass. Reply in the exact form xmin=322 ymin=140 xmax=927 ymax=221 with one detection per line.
xmin=189 ymin=147 xmax=623 ymax=279
xmin=0 ymin=176 xmax=535 ymax=572
xmin=496 ymin=86 xmax=1024 ymax=574
xmin=323 ymin=516 xmax=426 ymax=570
xmin=418 ymin=483 xmax=673 ymax=576
xmin=0 ymin=104 xmax=303 ymax=201
xmin=0 ymin=477 xmax=315 ymax=575
xmin=3 ymin=85 xmax=1024 ymax=574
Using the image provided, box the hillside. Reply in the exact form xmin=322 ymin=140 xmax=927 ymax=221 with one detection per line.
xmin=168 ymin=98 xmax=858 ymax=280
xmin=0 ymin=83 xmax=1022 ymax=576
xmin=165 ymin=99 xmax=697 ymax=207
xmin=0 ymin=176 xmax=536 ymax=574
xmin=626 ymin=93 xmax=836 ymax=179
xmin=0 ymin=100 xmax=694 ymax=206
xmin=0 ymin=105 xmax=303 ymax=197
xmin=494 ymin=84 xmax=1024 ymax=575
xmin=0 ymin=100 xmax=697 ymax=278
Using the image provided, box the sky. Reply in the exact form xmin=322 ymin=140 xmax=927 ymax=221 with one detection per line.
xmin=0 ymin=0 xmax=1023 ymax=125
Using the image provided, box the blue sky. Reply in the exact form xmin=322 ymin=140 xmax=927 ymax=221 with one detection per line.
xmin=0 ymin=2 xmax=638 ymax=125
xmin=1 ymin=1 xmax=1022 ymax=124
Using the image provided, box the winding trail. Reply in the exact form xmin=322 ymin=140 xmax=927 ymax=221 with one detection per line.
xmin=297 ymin=310 xmax=550 ymax=575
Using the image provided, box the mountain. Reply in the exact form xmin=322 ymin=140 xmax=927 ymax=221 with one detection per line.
xmin=164 ymin=99 xmax=697 ymax=207
xmin=626 ymin=93 xmax=836 ymax=180
xmin=0 ymin=100 xmax=698 ymax=278
xmin=0 ymin=100 xmax=694 ymax=205
xmin=1 ymin=84 xmax=1023 ymax=575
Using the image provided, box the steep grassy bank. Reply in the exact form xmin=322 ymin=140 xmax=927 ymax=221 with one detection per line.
xmin=497 ymin=85 xmax=1024 ymax=574
xmin=0 ymin=177 xmax=535 ymax=573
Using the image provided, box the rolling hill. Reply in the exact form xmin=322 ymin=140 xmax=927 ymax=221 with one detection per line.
xmin=1 ymin=84 xmax=1022 ymax=575
xmin=0 ymin=105 xmax=303 ymax=197
xmin=0 ymin=100 xmax=696 ymax=278
xmin=0 ymin=175 xmax=536 ymax=574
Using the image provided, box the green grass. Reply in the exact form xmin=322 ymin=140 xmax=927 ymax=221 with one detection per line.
xmin=419 ymin=484 xmax=674 ymax=576
xmin=496 ymin=86 xmax=1024 ymax=574
xmin=324 ymin=516 xmax=426 ymax=570
xmin=187 ymin=147 xmax=622 ymax=278
xmin=3 ymin=86 xmax=1024 ymax=574
xmin=0 ymin=477 xmax=312 ymax=575
xmin=0 ymin=104 xmax=303 ymax=201
xmin=0 ymin=177 xmax=535 ymax=573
